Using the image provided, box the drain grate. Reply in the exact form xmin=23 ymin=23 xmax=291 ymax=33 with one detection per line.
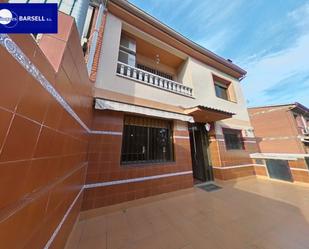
xmin=198 ymin=183 xmax=222 ymax=192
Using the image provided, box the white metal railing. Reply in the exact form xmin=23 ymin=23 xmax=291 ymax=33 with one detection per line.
xmin=116 ymin=62 xmax=193 ymax=97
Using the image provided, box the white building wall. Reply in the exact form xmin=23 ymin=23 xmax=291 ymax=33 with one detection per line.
xmin=96 ymin=13 xmax=252 ymax=129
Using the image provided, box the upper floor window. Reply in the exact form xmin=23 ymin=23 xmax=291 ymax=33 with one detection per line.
xmin=212 ymin=74 xmax=236 ymax=102
xmin=223 ymin=128 xmax=244 ymax=150
xmin=121 ymin=116 xmax=174 ymax=164
xmin=214 ymin=82 xmax=229 ymax=100
xmin=118 ymin=33 xmax=136 ymax=66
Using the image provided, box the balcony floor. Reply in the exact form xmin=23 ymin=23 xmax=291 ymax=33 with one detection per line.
xmin=65 ymin=177 xmax=309 ymax=249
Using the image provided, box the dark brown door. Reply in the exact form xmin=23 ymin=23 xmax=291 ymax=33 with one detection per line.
xmin=189 ymin=123 xmax=213 ymax=182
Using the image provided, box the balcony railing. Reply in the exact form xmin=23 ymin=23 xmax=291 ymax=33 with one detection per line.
xmin=116 ymin=62 xmax=193 ymax=97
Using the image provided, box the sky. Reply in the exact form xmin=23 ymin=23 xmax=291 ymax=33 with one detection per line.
xmin=128 ymin=0 xmax=309 ymax=107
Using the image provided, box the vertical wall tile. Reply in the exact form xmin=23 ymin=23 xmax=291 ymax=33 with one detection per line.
xmin=0 ymin=49 xmax=30 ymax=111
xmin=0 ymin=108 xmax=13 ymax=151
xmin=0 ymin=160 xmax=30 ymax=209
xmin=0 ymin=115 xmax=40 ymax=162
xmin=16 ymin=77 xmax=52 ymax=123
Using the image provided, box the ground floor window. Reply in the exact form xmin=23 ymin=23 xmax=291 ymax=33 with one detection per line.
xmin=223 ymin=128 xmax=244 ymax=150
xmin=121 ymin=116 xmax=174 ymax=164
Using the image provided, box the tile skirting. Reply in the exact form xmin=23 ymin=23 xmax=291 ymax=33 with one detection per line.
xmin=85 ymin=171 xmax=193 ymax=189
xmin=213 ymin=164 xmax=264 ymax=170
xmin=174 ymin=136 xmax=190 ymax=140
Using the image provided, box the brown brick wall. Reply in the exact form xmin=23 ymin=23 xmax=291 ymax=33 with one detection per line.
xmin=290 ymin=169 xmax=309 ymax=183
xmin=83 ymin=174 xmax=193 ymax=210
xmin=218 ymin=140 xmax=258 ymax=167
xmin=254 ymin=165 xmax=268 ymax=176
xmin=289 ymin=159 xmax=309 ymax=183
xmin=213 ymin=166 xmax=256 ymax=180
xmin=207 ymin=124 xmax=259 ymax=180
xmin=288 ymin=159 xmax=308 ymax=169
xmin=209 ymin=138 xmax=258 ymax=177
xmin=0 ymin=13 xmax=92 ymax=249
xmin=249 ymin=106 xmax=306 ymax=154
xmin=208 ymin=127 xmax=259 ymax=169
xmin=82 ymin=110 xmax=194 ymax=210
xmin=254 ymin=159 xmax=309 ymax=183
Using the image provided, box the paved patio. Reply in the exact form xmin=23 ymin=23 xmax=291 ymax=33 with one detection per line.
xmin=65 ymin=177 xmax=309 ymax=249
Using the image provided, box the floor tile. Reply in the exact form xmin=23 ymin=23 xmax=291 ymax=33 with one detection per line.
xmin=65 ymin=178 xmax=309 ymax=249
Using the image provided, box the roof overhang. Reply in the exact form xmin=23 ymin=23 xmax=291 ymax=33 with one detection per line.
xmin=184 ymin=105 xmax=234 ymax=122
xmin=95 ymin=98 xmax=194 ymax=123
xmin=107 ymin=0 xmax=246 ymax=80
xmin=290 ymin=102 xmax=309 ymax=117
xmin=249 ymin=102 xmax=309 ymax=117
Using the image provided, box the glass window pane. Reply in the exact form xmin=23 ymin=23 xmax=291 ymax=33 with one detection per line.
xmin=215 ymin=84 xmax=228 ymax=100
xmin=223 ymin=129 xmax=244 ymax=150
xmin=121 ymin=116 xmax=174 ymax=164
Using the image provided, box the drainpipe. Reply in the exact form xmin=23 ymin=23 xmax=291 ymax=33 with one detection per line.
xmin=86 ymin=2 xmax=106 ymax=75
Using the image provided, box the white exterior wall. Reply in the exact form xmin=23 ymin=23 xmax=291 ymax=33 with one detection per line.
xmin=96 ymin=13 xmax=252 ymax=131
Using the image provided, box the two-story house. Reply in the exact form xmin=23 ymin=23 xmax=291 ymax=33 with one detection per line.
xmin=82 ymin=0 xmax=260 ymax=210
xmin=249 ymin=103 xmax=309 ymax=183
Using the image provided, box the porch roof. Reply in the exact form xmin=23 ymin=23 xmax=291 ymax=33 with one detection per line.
xmin=184 ymin=105 xmax=234 ymax=122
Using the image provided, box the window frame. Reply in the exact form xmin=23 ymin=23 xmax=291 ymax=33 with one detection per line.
xmin=222 ymin=128 xmax=245 ymax=151
xmin=212 ymin=74 xmax=237 ymax=102
xmin=120 ymin=116 xmax=175 ymax=165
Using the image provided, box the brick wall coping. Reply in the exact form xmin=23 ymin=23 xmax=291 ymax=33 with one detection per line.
xmin=251 ymin=153 xmax=308 ymax=160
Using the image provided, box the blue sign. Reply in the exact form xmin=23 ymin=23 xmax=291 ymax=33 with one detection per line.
xmin=0 ymin=3 xmax=58 ymax=34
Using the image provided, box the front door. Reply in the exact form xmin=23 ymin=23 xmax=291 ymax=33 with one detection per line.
xmin=266 ymin=159 xmax=293 ymax=182
xmin=189 ymin=123 xmax=214 ymax=182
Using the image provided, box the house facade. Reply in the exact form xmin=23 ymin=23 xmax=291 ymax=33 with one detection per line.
xmin=82 ymin=0 xmax=260 ymax=210
xmin=249 ymin=103 xmax=309 ymax=183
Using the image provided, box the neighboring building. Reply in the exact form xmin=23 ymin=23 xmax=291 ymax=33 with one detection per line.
xmin=249 ymin=103 xmax=309 ymax=183
xmin=82 ymin=0 xmax=260 ymax=210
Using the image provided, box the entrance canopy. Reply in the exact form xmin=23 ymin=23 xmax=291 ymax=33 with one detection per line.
xmin=184 ymin=105 xmax=234 ymax=122
xmin=95 ymin=98 xmax=194 ymax=123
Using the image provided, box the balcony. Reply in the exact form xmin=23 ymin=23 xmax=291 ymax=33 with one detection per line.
xmin=116 ymin=62 xmax=193 ymax=97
